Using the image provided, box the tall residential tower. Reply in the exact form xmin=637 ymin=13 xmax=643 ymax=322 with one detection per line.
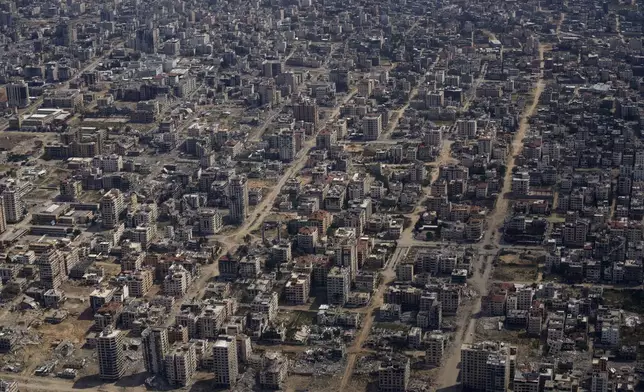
xmin=228 ymin=175 xmax=248 ymax=224
xmin=97 ymin=328 xmax=125 ymax=381
xmin=142 ymin=327 xmax=169 ymax=375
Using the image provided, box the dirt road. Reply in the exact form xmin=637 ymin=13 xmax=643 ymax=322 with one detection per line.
xmin=434 ymin=44 xmax=548 ymax=390
xmin=486 ymin=84 xmax=544 ymax=243
xmin=462 ymin=63 xmax=488 ymax=112
xmin=337 ymin=246 xmax=408 ymax=389
xmin=382 ymin=47 xmax=439 ymax=138
xmin=0 ymin=373 xmax=146 ymax=392
xmin=556 ymin=12 xmax=566 ymax=38
xmin=398 ymin=138 xmax=455 ymax=248
xmin=615 ymin=14 xmax=625 ymax=44
xmin=208 ymin=52 xmax=403 ymax=256
xmin=430 ymin=139 xmax=457 ymax=183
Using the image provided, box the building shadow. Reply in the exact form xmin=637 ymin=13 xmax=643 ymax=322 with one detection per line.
xmin=189 ymin=379 xmax=221 ymax=392
xmin=73 ymin=372 xmax=148 ymax=390
xmin=115 ymin=372 xmax=147 ymax=388
xmin=72 ymin=375 xmax=106 ymax=389
xmin=76 ymin=307 xmax=93 ymax=321
xmin=365 ymin=380 xmax=379 ymax=392
xmin=189 ymin=378 xmax=261 ymax=392
xmin=436 ymin=385 xmax=462 ymax=392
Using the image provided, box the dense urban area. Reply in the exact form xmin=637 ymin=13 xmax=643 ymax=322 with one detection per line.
xmin=0 ymin=0 xmax=641 ymax=390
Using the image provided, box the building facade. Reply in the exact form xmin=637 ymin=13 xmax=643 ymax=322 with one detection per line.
xmin=97 ymin=328 xmax=125 ymax=381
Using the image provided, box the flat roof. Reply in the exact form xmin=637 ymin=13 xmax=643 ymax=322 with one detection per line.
xmin=82 ymin=117 xmax=129 ymax=123
xmin=214 ymin=339 xmax=231 ymax=347
xmin=45 ymin=204 xmax=60 ymax=213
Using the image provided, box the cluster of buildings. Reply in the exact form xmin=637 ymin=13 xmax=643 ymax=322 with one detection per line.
xmin=0 ymin=0 xmax=461 ymax=386
xmin=0 ymin=0 xmax=642 ymax=387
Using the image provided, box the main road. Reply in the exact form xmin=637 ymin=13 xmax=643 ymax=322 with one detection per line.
xmin=434 ymin=43 xmax=548 ymax=390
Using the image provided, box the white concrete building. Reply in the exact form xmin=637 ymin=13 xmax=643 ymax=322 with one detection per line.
xmin=327 ymin=267 xmax=350 ymax=306
xmin=363 ymin=113 xmax=382 ymax=141
xmin=213 ymin=336 xmax=238 ymax=387
xmin=163 ymin=264 xmax=191 ymax=297
xmin=285 ymin=273 xmax=310 ymax=305
xmin=378 ymin=357 xmax=410 ymax=392
xmin=199 ymin=209 xmax=223 ymax=234
xmin=165 ymin=342 xmax=197 ymax=387
xmin=100 ymin=189 xmax=124 ymax=229
xmin=97 ymin=328 xmax=125 ymax=381
xmin=600 ymin=324 xmax=620 ymax=347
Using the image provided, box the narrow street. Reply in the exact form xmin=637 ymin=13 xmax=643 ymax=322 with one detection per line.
xmin=615 ymin=14 xmax=625 ymax=44
xmin=383 ymin=53 xmax=439 ymax=138
xmin=398 ymin=138 xmax=455 ymax=248
xmin=338 ymin=246 xmax=408 ymax=390
xmin=462 ymin=63 xmax=488 ymax=112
